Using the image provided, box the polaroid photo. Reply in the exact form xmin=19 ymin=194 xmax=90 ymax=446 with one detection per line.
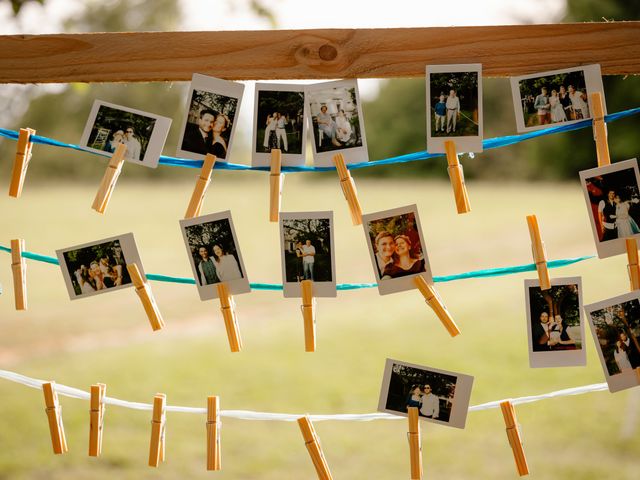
xmin=179 ymin=210 xmax=250 ymax=300
xmin=56 ymin=233 xmax=143 ymax=301
xmin=524 ymin=277 xmax=586 ymax=368
xmin=279 ymin=211 xmax=336 ymax=298
xmin=426 ymin=64 xmax=483 ymax=154
xmin=510 ymin=64 xmax=605 ymax=133
xmin=362 ymin=205 xmax=433 ymax=295
xmin=584 ymin=291 xmax=640 ymax=393
xmin=79 ymin=100 xmax=172 ymax=168
xmin=579 ymin=158 xmax=640 ymax=259
xmin=176 ymin=73 xmax=245 ymax=162
xmin=252 ymin=83 xmax=308 ymax=167
xmin=305 ymin=79 xmax=368 ymax=167
xmin=378 ymin=358 xmax=474 ymax=429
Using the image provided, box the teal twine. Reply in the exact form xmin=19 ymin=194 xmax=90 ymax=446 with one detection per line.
xmin=0 ymin=245 xmax=594 ymax=291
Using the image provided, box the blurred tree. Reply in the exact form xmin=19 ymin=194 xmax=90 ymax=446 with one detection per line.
xmin=3 ymin=0 xmax=43 ymax=14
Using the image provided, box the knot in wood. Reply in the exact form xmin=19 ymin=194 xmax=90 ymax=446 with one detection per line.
xmin=318 ymin=44 xmax=338 ymax=61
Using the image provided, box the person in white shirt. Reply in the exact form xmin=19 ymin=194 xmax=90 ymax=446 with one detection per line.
xmin=445 ymin=89 xmax=460 ymax=134
xmin=419 ymin=385 xmax=439 ymax=419
xmin=275 ymin=112 xmax=288 ymax=151
xmin=212 ymin=244 xmax=242 ymax=281
xmin=568 ymin=85 xmax=590 ymax=119
xmin=301 ymin=239 xmax=316 ymax=281
xmin=122 ymin=126 xmax=142 ymax=161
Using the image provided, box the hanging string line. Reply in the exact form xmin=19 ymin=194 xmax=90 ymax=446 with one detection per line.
xmin=0 ymin=369 xmax=609 ymax=420
xmin=0 ymin=245 xmax=593 ymax=291
xmin=0 ymin=107 xmax=638 ymax=173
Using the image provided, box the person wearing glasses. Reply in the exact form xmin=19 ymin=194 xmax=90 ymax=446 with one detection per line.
xmin=123 ymin=126 xmax=142 ymax=161
xmin=419 ymin=385 xmax=439 ymax=419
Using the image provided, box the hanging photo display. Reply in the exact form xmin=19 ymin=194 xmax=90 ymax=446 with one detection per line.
xmin=79 ymin=100 xmax=172 ymax=168
xmin=251 ymin=82 xmax=308 ymax=167
xmin=426 ymin=64 xmax=483 ymax=154
xmin=524 ymin=277 xmax=586 ymax=368
xmin=510 ymin=64 xmax=605 ymax=133
xmin=306 ymin=79 xmax=368 ymax=167
xmin=176 ymin=73 xmax=244 ymax=162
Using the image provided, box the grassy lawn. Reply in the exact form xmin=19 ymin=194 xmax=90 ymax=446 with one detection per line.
xmin=1 ymin=175 xmax=639 ymax=479
xmin=430 ymin=109 xmax=478 ymax=137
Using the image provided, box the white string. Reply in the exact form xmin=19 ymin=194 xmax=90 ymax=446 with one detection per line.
xmin=0 ymin=369 xmax=609 ymax=422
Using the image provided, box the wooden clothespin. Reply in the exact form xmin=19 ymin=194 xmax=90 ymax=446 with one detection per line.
xmin=413 ymin=276 xmax=460 ymax=337
xmin=126 ymin=263 xmax=165 ymax=331
xmin=89 ymin=383 xmax=107 ymax=457
xmin=149 ymin=393 xmax=166 ymax=468
xmin=8 ymin=127 xmax=36 ymax=198
xmin=185 ymin=154 xmax=216 ymax=219
xmin=526 ymin=215 xmax=551 ymax=290
xmin=636 ymin=367 xmax=640 ymax=384
xmin=407 ymin=407 xmax=423 ymax=480
xmin=297 ymin=416 xmax=333 ymax=480
xmin=626 ymin=238 xmax=640 ymax=291
xmin=301 ymin=280 xmax=316 ymax=352
xmin=206 ymin=396 xmax=221 ymax=471
xmin=590 ymin=92 xmax=610 ymax=168
xmin=269 ymin=149 xmax=283 ymax=222
xmin=333 ymin=153 xmax=363 ymax=226
xmin=500 ymin=401 xmax=529 ymax=476
xmin=42 ymin=382 xmax=68 ymax=455
xmin=11 ymin=239 xmax=27 ymax=310
xmin=217 ymin=282 xmax=242 ymax=352
xmin=92 ymin=142 xmax=127 ymax=214
xmin=444 ymin=141 xmax=471 ymax=214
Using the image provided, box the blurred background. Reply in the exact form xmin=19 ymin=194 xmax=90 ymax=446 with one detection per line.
xmin=1 ymin=0 xmax=640 ymax=479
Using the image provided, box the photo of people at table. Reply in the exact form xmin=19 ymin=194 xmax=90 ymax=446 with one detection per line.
xmin=308 ymin=85 xmax=363 ymax=153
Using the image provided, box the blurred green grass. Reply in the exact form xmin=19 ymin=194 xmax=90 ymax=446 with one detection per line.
xmin=1 ymin=175 xmax=639 ymax=479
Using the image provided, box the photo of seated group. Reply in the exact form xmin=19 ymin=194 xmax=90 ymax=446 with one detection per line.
xmin=179 ymin=211 xmax=250 ymax=300
xmin=56 ymin=233 xmax=143 ymax=300
xmin=525 ymin=277 xmax=585 ymax=368
xmin=585 ymin=291 xmax=640 ymax=392
xmin=377 ymin=359 xmax=474 ymax=429
xmin=580 ymin=158 xmax=640 ymax=258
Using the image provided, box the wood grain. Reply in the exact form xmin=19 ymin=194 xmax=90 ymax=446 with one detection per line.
xmin=0 ymin=23 xmax=638 ymax=83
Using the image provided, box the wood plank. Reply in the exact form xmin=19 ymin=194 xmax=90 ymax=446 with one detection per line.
xmin=0 ymin=22 xmax=638 ymax=83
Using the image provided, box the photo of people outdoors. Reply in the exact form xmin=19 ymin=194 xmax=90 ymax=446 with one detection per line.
xmin=184 ymin=218 xmax=244 ymax=286
xmin=583 ymin=164 xmax=640 ymax=244
xmin=528 ymin=283 xmax=582 ymax=352
xmin=587 ymin=298 xmax=640 ymax=376
xmin=367 ymin=212 xmax=425 ymax=280
xmin=383 ymin=362 xmax=457 ymax=422
xmin=429 ymin=71 xmax=479 ymax=137
xmin=57 ymin=235 xmax=141 ymax=300
xmin=86 ymin=104 xmax=156 ymax=162
xmin=255 ymin=89 xmax=304 ymax=155
xmin=282 ymin=217 xmax=332 ymax=283
xmin=308 ymin=85 xmax=363 ymax=153
xmin=515 ymin=67 xmax=595 ymax=131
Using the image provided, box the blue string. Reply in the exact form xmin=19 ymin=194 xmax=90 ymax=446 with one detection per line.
xmin=1 ymin=107 xmax=638 ymax=173
xmin=0 ymin=245 xmax=594 ymax=291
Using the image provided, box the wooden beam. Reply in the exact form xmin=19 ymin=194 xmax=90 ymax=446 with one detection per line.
xmin=0 ymin=22 xmax=638 ymax=83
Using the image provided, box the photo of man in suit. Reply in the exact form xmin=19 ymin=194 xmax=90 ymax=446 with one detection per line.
xmin=181 ymin=109 xmax=216 ymax=155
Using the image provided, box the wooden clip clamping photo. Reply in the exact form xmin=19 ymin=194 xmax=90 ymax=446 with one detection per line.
xmin=89 ymin=383 xmax=106 ymax=457
xmin=413 ymin=276 xmax=461 ymax=337
xmin=407 ymin=407 xmax=423 ymax=480
xmin=444 ymin=141 xmax=471 ymax=214
xmin=269 ymin=149 xmax=283 ymax=222
xmin=42 ymin=382 xmax=68 ymax=455
xmin=149 ymin=393 xmax=166 ymax=468
xmin=92 ymin=143 xmax=127 ymax=214
xmin=11 ymin=239 xmax=27 ymax=310
xmin=217 ymin=282 xmax=243 ymax=352
xmin=301 ymin=280 xmax=316 ymax=352
xmin=8 ymin=127 xmax=36 ymax=198
xmin=333 ymin=153 xmax=363 ymax=226
xmin=500 ymin=400 xmax=529 ymax=477
xmin=206 ymin=395 xmax=221 ymax=471
xmin=298 ymin=416 xmax=333 ymax=480
xmin=590 ymin=91 xmax=610 ymax=168
xmin=626 ymin=238 xmax=640 ymax=291
xmin=185 ymin=154 xmax=216 ymax=219
xmin=126 ymin=263 xmax=165 ymax=332
xmin=526 ymin=215 xmax=551 ymax=290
